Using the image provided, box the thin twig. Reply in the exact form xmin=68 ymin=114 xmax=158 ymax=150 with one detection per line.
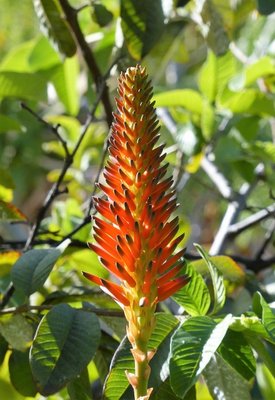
xmin=20 ymin=102 xmax=70 ymax=157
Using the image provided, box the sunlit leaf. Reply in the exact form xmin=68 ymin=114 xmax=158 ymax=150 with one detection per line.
xmin=0 ymin=251 xmax=21 ymax=278
xmin=244 ymin=56 xmax=274 ymax=87
xmin=173 ymin=262 xmax=211 ymax=316
xmin=50 ymin=55 xmax=80 ymax=115
xmin=194 ymin=244 xmax=226 ymax=315
xmin=30 ymin=304 xmax=101 ymax=395
xmin=170 ymin=314 xmax=233 ymax=398
xmin=191 ymin=255 xmax=245 ymax=284
xmin=0 ymin=201 xmax=26 ymax=221
xmin=253 ymin=291 xmax=275 ymax=342
xmin=199 ymin=50 xmax=236 ymax=102
xmin=33 ymin=0 xmax=76 ymax=57
xmin=154 ymin=89 xmax=203 ymax=114
xmin=120 ymin=0 xmax=165 ymax=60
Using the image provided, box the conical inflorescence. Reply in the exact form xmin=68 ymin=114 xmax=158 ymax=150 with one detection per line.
xmin=83 ymin=65 xmax=189 ymax=399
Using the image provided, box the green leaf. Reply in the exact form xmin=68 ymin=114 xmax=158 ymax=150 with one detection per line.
xmin=198 ymin=50 xmax=236 ymax=102
xmin=154 ymin=89 xmax=203 ymax=114
xmin=120 ymin=0 xmax=165 ymax=60
xmin=203 ymin=353 xmax=251 ymax=400
xmin=244 ymin=56 xmax=274 ymax=87
xmin=172 ymin=262 xmax=211 ymax=316
xmin=9 ymin=350 xmax=37 ymax=397
xmin=29 ymin=36 xmax=61 ymax=71
xmin=91 ymin=3 xmax=113 ymax=27
xmin=67 ymin=367 xmax=92 ymax=400
xmin=251 ymin=141 xmax=275 ymax=163
xmin=104 ymin=313 xmax=179 ymax=399
xmin=201 ymin=100 xmax=215 ymax=141
xmin=0 ymin=201 xmax=26 ymax=221
xmin=257 ymin=363 xmax=275 ymax=400
xmin=253 ymin=291 xmax=275 ymax=342
xmin=11 ymin=240 xmax=70 ymax=296
xmin=0 ymin=335 xmax=8 ymax=365
xmin=33 ymin=0 xmax=77 ymax=57
xmin=50 ymin=56 xmax=79 ymax=115
xmin=256 ymin=0 xmax=275 ymax=15
xmin=218 ymin=330 xmax=256 ymax=381
xmin=0 ymin=115 xmax=23 ymax=133
xmin=194 ymin=244 xmax=226 ymax=315
xmin=201 ymin=0 xmax=230 ymax=56
xmin=0 ymin=315 xmax=33 ymax=351
xmin=219 ymin=87 xmax=275 ymax=115
xmin=191 ymin=255 xmax=245 ymax=284
xmin=30 ymin=304 xmax=101 ymax=395
xmin=0 ymin=71 xmax=47 ymax=101
xmin=170 ymin=314 xmax=233 ymax=398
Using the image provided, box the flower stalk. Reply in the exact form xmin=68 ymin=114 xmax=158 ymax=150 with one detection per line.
xmin=83 ymin=65 xmax=189 ymax=399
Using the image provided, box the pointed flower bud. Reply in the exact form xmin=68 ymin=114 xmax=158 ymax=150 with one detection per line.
xmin=83 ymin=65 xmax=190 ymax=399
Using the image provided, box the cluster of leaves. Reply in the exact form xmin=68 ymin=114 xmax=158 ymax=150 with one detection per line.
xmin=0 ymin=1 xmax=275 ymax=399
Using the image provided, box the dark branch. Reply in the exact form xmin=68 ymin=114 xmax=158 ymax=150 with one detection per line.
xmin=59 ymin=0 xmax=113 ymax=127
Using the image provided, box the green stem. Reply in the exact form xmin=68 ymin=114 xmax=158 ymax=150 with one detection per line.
xmin=134 ymin=350 xmax=150 ymax=399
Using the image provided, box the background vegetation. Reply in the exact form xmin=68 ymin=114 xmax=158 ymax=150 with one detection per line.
xmin=0 ymin=0 xmax=274 ymax=399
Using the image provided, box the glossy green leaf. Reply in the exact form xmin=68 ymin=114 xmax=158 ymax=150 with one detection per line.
xmin=9 ymin=350 xmax=37 ymax=397
xmin=0 ymin=315 xmax=33 ymax=351
xmin=67 ymin=367 xmax=92 ymax=400
xmin=218 ymin=330 xmax=256 ymax=381
xmin=50 ymin=55 xmax=79 ymax=115
xmin=11 ymin=240 xmax=70 ymax=296
xmin=104 ymin=313 xmax=179 ymax=400
xmin=0 ymin=71 xmax=47 ymax=101
xmin=201 ymin=100 xmax=215 ymax=140
xmin=203 ymin=353 xmax=251 ymax=400
xmin=194 ymin=244 xmax=226 ymax=315
xmin=33 ymin=0 xmax=76 ymax=57
xmin=30 ymin=304 xmax=101 ymax=395
xmin=154 ymin=89 xmax=203 ymax=114
xmin=121 ymin=0 xmax=165 ymax=60
xmin=170 ymin=314 xmax=233 ymax=398
xmin=0 ymin=115 xmax=23 ymax=133
xmin=253 ymin=291 xmax=275 ymax=342
xmin=172 ymin=262 xmax=211 ymax=316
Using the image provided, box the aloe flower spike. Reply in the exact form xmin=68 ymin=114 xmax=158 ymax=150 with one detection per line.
xmin=83 ymin=65 xmax=190 ymax=399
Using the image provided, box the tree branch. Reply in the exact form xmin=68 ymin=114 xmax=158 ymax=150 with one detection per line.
xmin=227 ymin=203 xmax=275 ymax=237
xmin=0 ymin=303 xmax=123 ymax=317
xmin=59 ymin=0 xmax=113 ymax=127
